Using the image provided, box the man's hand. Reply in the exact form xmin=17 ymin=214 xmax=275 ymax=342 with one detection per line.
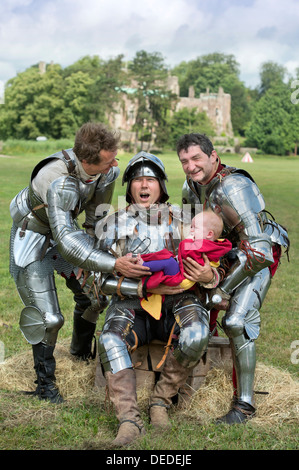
xmin=147 ymin=285 xmax=184 ymax=295
xmin=182 ymin=253 xmax=213 ymax=283
xmin=76 ymin=268 xmax=90 ymax=287
xmin=115 ymin=256 xmax=151 ymax=278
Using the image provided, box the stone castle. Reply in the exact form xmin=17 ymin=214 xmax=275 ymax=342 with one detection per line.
xmin=109 ymin=74 xmax=233 ymax=141
xmin=38 ymin=62 xmax=233 ymax=140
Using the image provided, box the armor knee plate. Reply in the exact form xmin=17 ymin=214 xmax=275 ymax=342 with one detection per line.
xmin=173 ymin=295 xmax=210 ymax=368
xmin=99 ymin=306 xmax=135 ymax=373
xmin=222 ymin=268 xmax=271 ymax=341
xmin=20 ymin=306 xmax=64 ymax=346
xmin=103 ymin=306 xmax=135 ymax=337
xmin=17 ymin=269 xmax=64 ymax=346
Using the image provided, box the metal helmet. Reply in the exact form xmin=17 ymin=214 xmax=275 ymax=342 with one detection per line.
xmin=122 ymin=151 xmax=169 ymax=203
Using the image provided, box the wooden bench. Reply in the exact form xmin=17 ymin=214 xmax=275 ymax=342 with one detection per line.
xmin=95 ymin=336 xmax=232 ymax=404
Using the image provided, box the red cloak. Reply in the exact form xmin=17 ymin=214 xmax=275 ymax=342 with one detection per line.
xmin=141 ymin=238 xmax=232 ymax=290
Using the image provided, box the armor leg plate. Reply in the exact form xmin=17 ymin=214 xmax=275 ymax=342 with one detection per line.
xmin=16 ymin=268 xmax=64 ymax=347
xmin=222 ymin=268 xmax=271 ymax=405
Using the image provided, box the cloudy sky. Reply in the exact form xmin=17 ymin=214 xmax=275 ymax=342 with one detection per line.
xmin=1 ymin=0 xmax=299 ymax=89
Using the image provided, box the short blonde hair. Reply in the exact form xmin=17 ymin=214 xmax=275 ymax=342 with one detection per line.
xmin=194 ymin=210 xmax=224 ymax=240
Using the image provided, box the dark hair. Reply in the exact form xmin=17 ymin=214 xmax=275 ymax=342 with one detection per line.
xmin=73 ymin=122 xmax=120 ymax=164
xmin=176 ymin=133 xmax=214 ymax=157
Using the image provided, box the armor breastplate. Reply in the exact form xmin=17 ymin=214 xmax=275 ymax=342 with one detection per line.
xmin=183 ymin=167 xmax=265 ymax=239
xmin=127 ymin=205 xmax=182 ymax=254
xmin=97 ymin=203 xmax=183 ymax=256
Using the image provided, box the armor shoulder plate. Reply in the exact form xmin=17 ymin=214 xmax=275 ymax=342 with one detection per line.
xmin=47 ymin=175 xmax=80 ymax=212
xmin=30 ymin=149 xmax=76 ymax=182
xmin=209 ymin=173 xmax=265 ymax=231
xmin=182 ymin=179 xmax=200 ymax=208
xmin=101 ymin=166 xmax=120 ymax=186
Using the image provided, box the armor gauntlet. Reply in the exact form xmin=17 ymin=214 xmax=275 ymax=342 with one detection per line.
xmin=47 ymin=177 xmax=116 ymax=273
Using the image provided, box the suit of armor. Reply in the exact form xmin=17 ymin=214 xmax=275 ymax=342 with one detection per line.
xmin=96 ymin=152 xmax=217 ymax=373
xmin=94 ymin=152 xmax=217 ymax=444
xmin=10 ymin=148 xmax=118 ymax=401
xmin=96 ymin=201 xmax=211 ymax=372
xmin=181 ymin=165 xmax=289 ymax=420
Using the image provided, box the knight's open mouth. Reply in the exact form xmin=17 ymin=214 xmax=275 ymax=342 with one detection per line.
xmin=140 ymin=193 xmax=150 ymax=199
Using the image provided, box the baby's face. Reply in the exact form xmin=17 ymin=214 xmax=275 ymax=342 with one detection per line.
xmin=189 ymin=213 xmax=211 ymax=240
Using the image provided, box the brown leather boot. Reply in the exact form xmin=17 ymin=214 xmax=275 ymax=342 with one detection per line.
xmin=104 ymin=368 xmax=145 ymax=447
xmin=149 ymin=352 xmax=191 ymax=428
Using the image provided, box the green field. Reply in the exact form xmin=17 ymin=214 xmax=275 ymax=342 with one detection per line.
xmin=0 ymin=143 xmax=298 ymax=450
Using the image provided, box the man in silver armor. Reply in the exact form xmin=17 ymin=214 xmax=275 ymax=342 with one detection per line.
xmin=177 ymin=133 xmax=289 ymax=424
xmin=95 ymin=151 xmax=217 ymax=446
xmin=9 ymin=122 xmax=149 ymax=403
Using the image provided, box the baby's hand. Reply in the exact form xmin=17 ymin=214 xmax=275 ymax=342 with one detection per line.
xmin=125 ymin=253 xmax=144 ymax=265
xmin=136 ymin=253 xmax=143 ymax=265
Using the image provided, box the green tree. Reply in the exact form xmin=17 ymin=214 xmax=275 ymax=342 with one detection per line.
xmin=128 ymin=50 xmax=177 ymax=150
xmin=166 ymin=107 xmax=215 ymax=150
xmin=0 ymin=66 xmax=43 ymax=139
xmin=60 ymin=71 xmax=94 ymax=137
xmin=64 ymin=54 xmax=126 ymax=123
xmin=172 ymin=52 xmax=251 ymax=136
xmin=259 ymin=61 xmax=287 ymax=96
xmin=245 ymin=81 xmax=298 ymax=155
xmin=172 ymin=52 xmax=239 ymax=96
xmin=0 ymin=64 xmax=66 ymax=139
xmin=0 ymin=55 xmax=125 ymax=140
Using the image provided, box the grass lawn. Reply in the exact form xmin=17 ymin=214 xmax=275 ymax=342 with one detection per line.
xmin=0 ymin=144 xmax=298 ymax=451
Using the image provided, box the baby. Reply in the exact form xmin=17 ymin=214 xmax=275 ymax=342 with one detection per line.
xmin=133 ymin=210 xmax=232 ymax=318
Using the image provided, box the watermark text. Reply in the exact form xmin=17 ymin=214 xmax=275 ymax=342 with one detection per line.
xmin=291 ymin=80 xmax=299 ymax=104
xmin=0 ymin=340 xmax=5 ymax=363
xmin=0 ymin=80 xmax=4 ymax=105
xmin=290 ymin=340 xmax=299 ymax=364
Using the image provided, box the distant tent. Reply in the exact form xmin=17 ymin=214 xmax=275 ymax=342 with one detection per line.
xmin=241 ymin=152 xmax=254 ymax=163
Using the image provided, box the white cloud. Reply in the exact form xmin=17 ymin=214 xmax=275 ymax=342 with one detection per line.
xmin=0 ymin=0 xmax=299 ymax=87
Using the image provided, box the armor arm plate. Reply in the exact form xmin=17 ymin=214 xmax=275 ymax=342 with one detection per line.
xmin=100 ymin=273 xmax=140 ymax=297
xmin=212 ymin=175 xmax=274 ymax=294
xmin=47 ymin=176 xmax=116 ymax=273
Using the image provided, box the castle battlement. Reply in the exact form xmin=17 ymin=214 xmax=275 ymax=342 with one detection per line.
xmin=110 ymin=76 xmax=233 ymax=139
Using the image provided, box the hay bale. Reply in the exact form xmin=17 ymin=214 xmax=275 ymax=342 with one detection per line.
xmin=182 ymin=362 xmax=299 ymax=426
xmin=0 ymin=343 xmax=298 ymax=426
xmin=0 ymin=341 xmax=99 ymax=401
xmin=253 ymin=363 xmax=299 ymax=426
xmin=0 ymin=346 xmax=36 ymax=393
